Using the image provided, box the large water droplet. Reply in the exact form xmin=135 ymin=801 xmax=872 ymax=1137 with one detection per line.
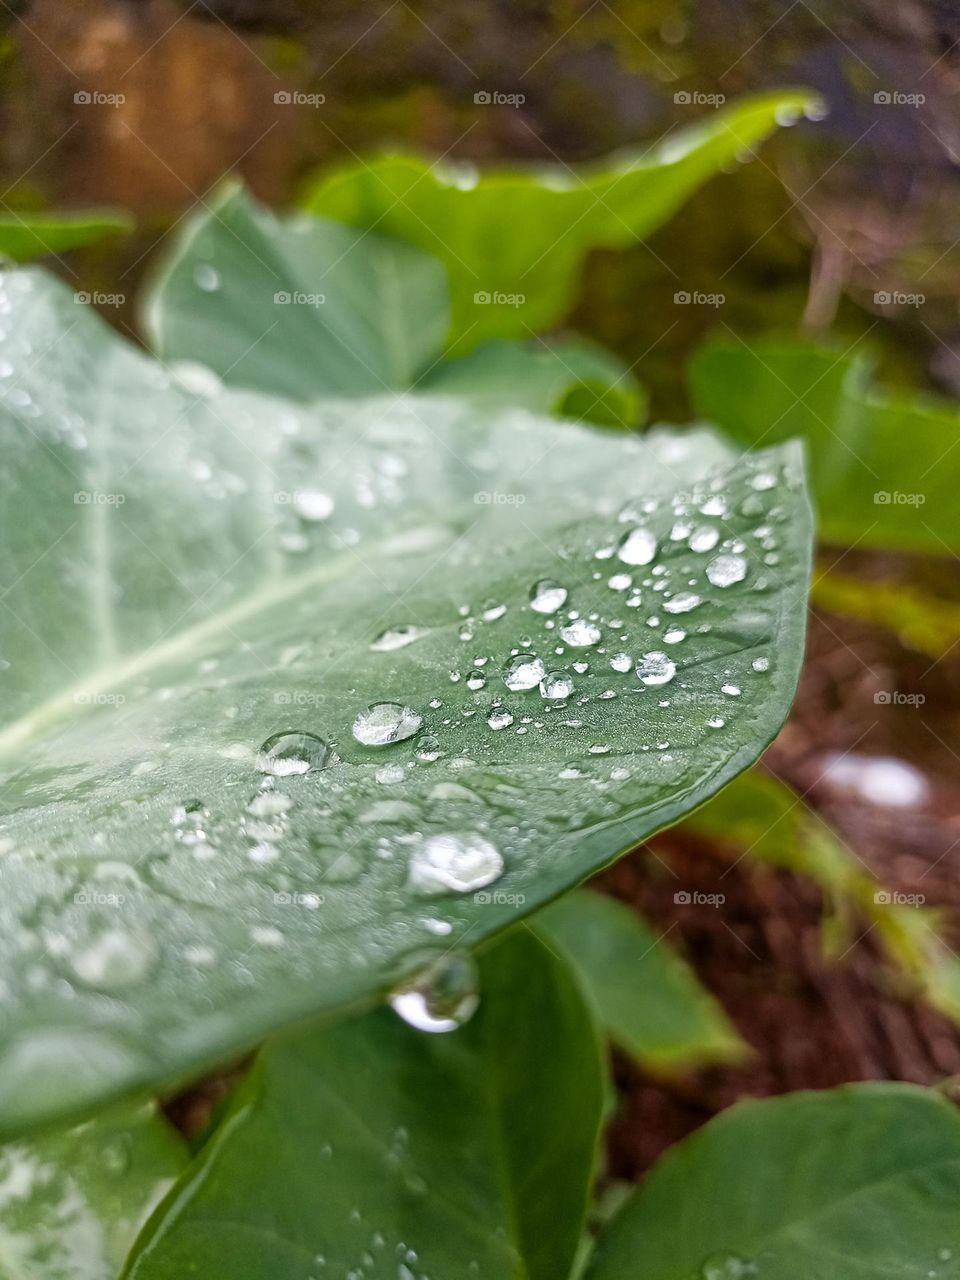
xmin=408 ymin=832 xmax=503 ymax=895
xmin=706 ymin=553 xmax=747 ymax=587
xmin=636 ymin=651 xmax=676 ymax=686
xmin=617 ymin=527 xmax=658 ymax=566
xmin=663 ymin=592 xmax=701 ymax=614
xmin=689 ymin=525 xmax=719 ymax=552
xmin=486 ymin=708 xmax=513 ymax=731
xmin=529 ymin=579 xmax=568 ymax=614
xmin=540 ymin=671 xmax=574 ymax=699
xmin=502 ymin=653 xmax=546 ymax=691
xmin=193 ymin=262 xmax=221 ymax=292
xmin=67 ymin=925 xmax=158 ymax=992
xmin=293 ymin=490 xmax=334 ymax=521
xmin=559 ymin=619 xmax=601 ymax=647
xmin=257 ymin=730 xmax=330 ymax=775
xmin=352 ymin=703 xmax=423 ymax=747
xmin=370 ymin=625 xmax=429 ymax=652
xmin=388 ymin=951 xmax=479 ymax=1033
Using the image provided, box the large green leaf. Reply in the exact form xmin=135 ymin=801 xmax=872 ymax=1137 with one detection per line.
xmin=142 ymin=187 xmax=645 ymax=424
xmin=0 ymin=1100 xmax=184 ymax=1279
xmin=124 ymin=930 xmax=603 ymax=1280
xmin=0 ymin=211 xmax=132 ymax=262
xmin=537 ymin=890 xmax=745 ymax=1072
xmin=0 ymin=268 xmax=811 ymax=1137
xmin=142 ymin=185 xmax=450 ymax=400
xmin=302 ymin=91 xmax=821 ymax=352
xmin=586 ymin=1083 xmax=960 ymax=1280
xmin=689 ymin=336 xmax=960 ymax=554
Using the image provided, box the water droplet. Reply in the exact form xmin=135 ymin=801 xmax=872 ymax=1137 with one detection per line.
xmin=502 ymin=653 xmax=546 ymax=691
xmin=193 ymin=263 xmax=221 ymax=292
xmin=706 ymin=553 xmax=747 ymax=588
xmin=559 ymin=620 xmax=601 ymax=647
xmin=721 ymin=683 xmax=741 ymax=696
xmin=352 ymin=703 xmax=422 ymax=747
xmin=257 ymin=730 xmax=330 ymax=775
xmin=67 ymin=925 xmax=158 ymax=992
xmin=376 ymin=763 xmax=407 ymax=785
xmin=664 ymin=592 xmax=701 ymax=614
xmin=617 ymin=527 xmax=658 ymax=566
xmin=529 ymin=579 xmax=568 ymax=614
xmin=636 ymin=651 xmax=676 ymax=686
xmin=171 ymin=799 xmax=209 ymax=846
xmin=701 ymin=1256 xmax=757 ymax=1280
xmin=389 ymin=951 xmax=479 ymax=1033
xmin=608 ymin=572 xmax=632 ymax=591
xmin=664 ymin=626 xmax=686 ymax=644
xmin=707 ymin=716 xmax=725 ymax=728
xmin=408 ymin=832 xmax=503 ymax=895
xmin=540 ymin=671 xmax=574 ymax=699
xmin=689 ymin=525 xmax=719 ymax=552
xmin=610 ymin=652 xmax=633 ymax=673
xmin=293 ymin=490 xmax=334 ymax=521
xmin=416 ymin=735 xmax=441 ymax=762
xmin=370 ymin=625 xmax=429 ymax=652
xmin=752 ymin=656 xmax=770 ymax=672
xmin=487 ymin=708 xmax=514 ymax=731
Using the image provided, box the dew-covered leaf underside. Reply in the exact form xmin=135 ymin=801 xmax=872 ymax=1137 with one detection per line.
xmin=0 ymin=270 xmax=812 ymax=1135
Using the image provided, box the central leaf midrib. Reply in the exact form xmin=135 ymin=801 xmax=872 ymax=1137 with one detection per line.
xmin=0 ymin=534 xmax=400 ymax=757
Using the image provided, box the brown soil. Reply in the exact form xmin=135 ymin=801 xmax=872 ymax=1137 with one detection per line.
xmin=600 ymin=601 xmax=960 ymax=1178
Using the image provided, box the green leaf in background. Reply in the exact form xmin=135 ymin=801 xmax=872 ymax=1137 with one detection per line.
xmin=689 ymin=336 xmax=960 ymax=554
xmin=0 ymin=269 xmax=811 ymax=1137
xmin=142 ymin=187 xmax=645 ymax=425
xmin=302 ymin=91 xmax=822 ymax=352
xmin=684 ymin=770 xmax=960 ymax=1026
xmin=421 ymin=337 xmax=646 ymax=426
xmin=123 ymin=930 xmax=603 ymax=1280
xmin=0 ymin=210 xmax=132 ymax=262
xmin=586 ymin=1083 xmax=960 ymax=1280
xmin=142 ymin=184 xmax=450 ymax=400
xmin=537 ymin=890 xmax=745 ymax=1073
xmin=0 ymin=1100 xmax=184 ymax=1279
